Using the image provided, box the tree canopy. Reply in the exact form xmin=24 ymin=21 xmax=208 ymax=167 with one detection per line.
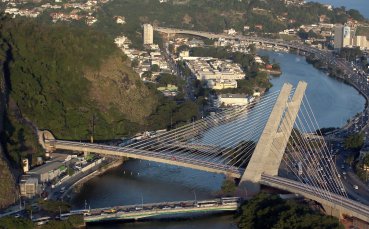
xmin=238 ymin=193 xmax=342 ymax=229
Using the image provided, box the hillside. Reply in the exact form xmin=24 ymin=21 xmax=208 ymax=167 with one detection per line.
xmin=0 ymin=17 xmax=162 ymax=208
xmin=93 ymin=0 xmax=366 ymax=48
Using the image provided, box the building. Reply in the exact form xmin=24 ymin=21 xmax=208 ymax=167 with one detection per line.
xmin=343 ymin=26 xmax=351 ymax=47
xmin=143 ymin=24 xmax=153 ymax=45
xmin=354 ymin=36 xmax=369 ymax=50
xmin=179 ymin=50 xmax=189 ymax=58
xmin=334 ymin=25 xmax=344 ymax=49
xmin=334 ymin=25 xmax=353 ymax=49
xmin=207 ymin=80 xmax=237 ymax=90
xmin=27 ymin=153 xmax=68 ymax=183
xmin=185 ymin=58 xmax=245 ymax=81
xmin=218 ymin=94 xmax=252 ymax=107
xmin=20 ymin=176 xmax=40 ymax=198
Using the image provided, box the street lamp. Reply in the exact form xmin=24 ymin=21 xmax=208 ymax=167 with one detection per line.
xmin=193 ymin=190 xmax=197 ymax=204
xmin=141 ymin=193 xmax=144 ymax=209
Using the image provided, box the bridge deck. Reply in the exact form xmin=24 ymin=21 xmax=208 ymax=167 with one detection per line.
xmin=46 ymin=140 xmax=243 ymax=178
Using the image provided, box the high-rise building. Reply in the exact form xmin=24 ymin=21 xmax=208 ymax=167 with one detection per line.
xmin=143 ymin=24 xmax=153 ymax=45
xmin=334 ymin=25 xmax=353 ymax=49
xmin=343 ymin=26 xmax=351 ymax=47
xmin=334 ymin=25 xmax=344 ymax=49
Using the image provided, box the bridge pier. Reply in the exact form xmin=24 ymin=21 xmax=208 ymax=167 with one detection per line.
xmin=322 ymin=204 xmax=342 ymax=219
xmin=239 ymin=81 xmax=307 ymax=195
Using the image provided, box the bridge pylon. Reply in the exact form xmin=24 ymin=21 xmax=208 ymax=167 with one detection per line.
xmin=239 ymin=81 xmax=307 ymax=195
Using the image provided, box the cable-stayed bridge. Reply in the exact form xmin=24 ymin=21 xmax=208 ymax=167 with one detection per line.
xmin=39 ymin=82 xmax=369 ymax=222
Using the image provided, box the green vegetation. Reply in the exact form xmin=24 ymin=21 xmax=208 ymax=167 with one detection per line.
xmin=344 ymin=133 xmax=364 ymax=150
xmin=40 ymin=215 xmax=84 ymax=229
xmin=148 ymin=99 xmax=199 ymax=130
xmin=91 ymin=0 xmax=365 ymax=48
xmin=0 ymin=216 xmax=34 ymax=229
xmin=353 ymin=154 xmax=369 ymax=182
xmin=339 ymin=47 xmax=363 ymax=62
xmin=220 ymin=178 xmax=237 ymax=196
xmin=0 ymin=17 xmax=203 ymax=173
xmin=0 ymin=17 xmax=157 ymax=153
xmin=0 ymin=215 xmax=84 ymax=229
xmin=356 ymin=26 xmax=369 ymax=40
xmin=38 ymin=200 xmax=71 ymax=214
xmin=238 ymin=193 xmax=342 ymax=229
xmin=363 ymin=154 xmax=369 ymax=167
xmin=156 ymin=73 xmax=184 ymax=88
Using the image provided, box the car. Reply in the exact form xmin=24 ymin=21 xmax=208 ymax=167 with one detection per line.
xmin=353 ymin=185 xmax=359 ymax=190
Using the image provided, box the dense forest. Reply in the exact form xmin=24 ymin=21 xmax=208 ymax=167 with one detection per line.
xmin=0 ymin=16 xmax=198 ymax=168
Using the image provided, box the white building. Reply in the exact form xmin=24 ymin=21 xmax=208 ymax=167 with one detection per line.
xmin=218 ymin=94 xmax=251 ymax=107
xmin=143 ymin=24 xmax=154 ymax=45
xmin=207 ymin=80 xmax=237 ymax=90
xmin=343 ymin=26 xmax=351 ymax=47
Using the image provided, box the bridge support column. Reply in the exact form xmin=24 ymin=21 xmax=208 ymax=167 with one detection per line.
xmin=239 ymin=81 xmax=307 ymax=195
xmin=322 ymin=204 xmax=342 ymax=219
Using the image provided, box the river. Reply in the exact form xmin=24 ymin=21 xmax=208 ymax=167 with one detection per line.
xmin=309 ymin=0 xmax=369 ymax=19
xmin=72 ymin=50 xmax=365 ymax=228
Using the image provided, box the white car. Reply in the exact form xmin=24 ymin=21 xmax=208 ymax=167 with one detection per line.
xmin=353 ymin=185 xmax=359 ymax=190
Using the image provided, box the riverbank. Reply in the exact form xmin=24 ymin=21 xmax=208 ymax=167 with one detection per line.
xmin=62 ymin=158 xmax=125 ymax=200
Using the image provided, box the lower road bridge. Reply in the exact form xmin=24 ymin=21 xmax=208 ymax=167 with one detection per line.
xmin=81 ymin=197 xmax=240 ymax=223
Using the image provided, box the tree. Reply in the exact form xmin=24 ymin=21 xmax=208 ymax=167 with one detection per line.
xmin=151 ymin=64 xmax=160 ymax=72
xmin=344 ymin=133 xmax=364 ymax=150
xmin=38 ymin=200 xmax=71 ymax=214
xmin=220 ymin=178 xmax=236 ymax=196
xmin=142 ymin=71 xmax=152 ymax=79
xmin=0 ymin=216 xmax=33 ymax=229
xmin=363 ymin=154 xmax=369 ymax=167
xmin=131 ymin=58 xmax=139 ymax=68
